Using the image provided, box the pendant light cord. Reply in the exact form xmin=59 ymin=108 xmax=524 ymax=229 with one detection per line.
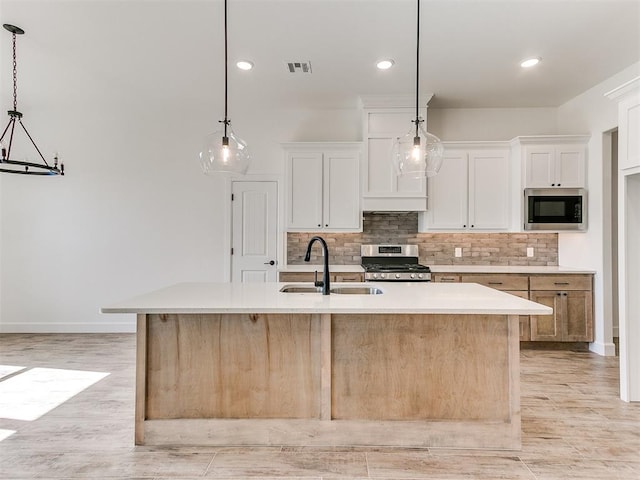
xmin=414 ymin=0 xmax=420 ymax=138
xmin=221 ymin=0 xmax=229 ymax=140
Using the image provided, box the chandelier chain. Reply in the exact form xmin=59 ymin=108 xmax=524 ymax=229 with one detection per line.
xmin=12 ymin=32 xmax=17 ymax=111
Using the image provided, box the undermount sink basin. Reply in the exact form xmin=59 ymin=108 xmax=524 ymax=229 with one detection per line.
xmin=330 ymin=287 xmax=383 ymax=295
xmin=279 ymin=285 xmax=383 ymax=295
xmin=279 ymin=285 xmax=323 ymax=293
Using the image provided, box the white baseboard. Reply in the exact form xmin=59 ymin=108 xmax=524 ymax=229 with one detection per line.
xmin=0 ymin=322 xmax=136 ymax=334
xmin=589 ymin=340 xmax=617 ymax=357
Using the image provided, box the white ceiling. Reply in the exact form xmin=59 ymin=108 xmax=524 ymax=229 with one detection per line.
xmin=1 ymin=0 xmax=639 ymax=111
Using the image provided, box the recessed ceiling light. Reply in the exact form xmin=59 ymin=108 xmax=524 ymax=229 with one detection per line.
xmin=376 ymin=59 xmax=395 ymax=70
xmin=236 ymin=60 xmax=254 ymax=71
xmin=520 ymin=57 xmax=541 ymax=68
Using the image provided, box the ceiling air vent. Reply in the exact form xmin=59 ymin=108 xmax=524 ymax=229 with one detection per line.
xmin=287 ymin=61 xmax=312 ymax=74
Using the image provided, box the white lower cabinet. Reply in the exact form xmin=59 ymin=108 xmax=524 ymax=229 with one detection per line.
xmin=420 ymin=143 xmax=510 ymax=231
xmin=284 ymin=143 xmax=362 ymax=232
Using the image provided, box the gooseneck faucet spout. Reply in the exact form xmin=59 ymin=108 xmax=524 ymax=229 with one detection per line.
xmin=304 ymin=236 xmax=330 ymax=295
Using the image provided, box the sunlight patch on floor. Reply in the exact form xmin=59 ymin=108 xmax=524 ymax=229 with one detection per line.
xmin=0 ymin=429 xmax=16 ymax=441
xmin=0 ymin=365 xmax=25 ymax=380
xmin=0 ymin=367 xmax=109 ymax=421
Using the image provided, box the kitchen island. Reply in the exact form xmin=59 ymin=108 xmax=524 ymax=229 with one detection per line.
xmin=102 ymin=281 xmax=551 ymax=449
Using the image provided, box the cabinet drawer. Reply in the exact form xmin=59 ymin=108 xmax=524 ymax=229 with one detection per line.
xmin=279 ymin=272 xmax=315 ymax=283
xmin=279 ymin=271 xmax=364 ymax=283
xmin=529 ymin=275 xmax=591 ymax=291
xmin=461 ymin=274 xmax=529 ymax=291
xmin=334 ymin=273 xmax=363 ymax=283
xmin=432 ymin=274 xmax=461 ymax=283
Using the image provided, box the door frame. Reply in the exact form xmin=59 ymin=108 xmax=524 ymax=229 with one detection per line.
xmin=222 ymin=174 xmax=284 ymax=282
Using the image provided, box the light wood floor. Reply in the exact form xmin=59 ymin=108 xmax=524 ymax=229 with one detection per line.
xmin=0 ymin=334 xmax=638 ymax=479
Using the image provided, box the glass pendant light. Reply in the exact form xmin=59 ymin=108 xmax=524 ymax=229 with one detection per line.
xmin=199 ymin=0 xmax=250 ymax=175
xmin=391 ymin=0 xmax=443 ymax=178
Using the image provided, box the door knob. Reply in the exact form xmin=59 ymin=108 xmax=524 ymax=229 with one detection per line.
xmin=264 ymin=260 xmax=275 ymax=266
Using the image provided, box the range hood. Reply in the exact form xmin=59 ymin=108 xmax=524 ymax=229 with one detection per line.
xmin=362 ymin=196 xmax=428 ymax=212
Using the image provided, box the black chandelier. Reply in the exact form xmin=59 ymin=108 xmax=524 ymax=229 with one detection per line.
xmin=0 ymin=24 xmax=63 ymax=176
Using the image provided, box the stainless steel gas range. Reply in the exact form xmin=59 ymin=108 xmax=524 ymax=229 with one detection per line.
xmin=361 ymin=244 xmax=431 ymax=282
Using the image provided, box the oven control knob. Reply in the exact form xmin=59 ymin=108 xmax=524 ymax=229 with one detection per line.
xmin=418 ymin=273 xmax=423 ymax=279
xmin=410 ymin=273 xmax=416 ymax=279
xmin=395 ymin=273 xmax=401 ymax=279
xmin=372 ymin=273 xmax=378 ymax=279
xmin=380 ymin=273 xmax=386 ymax=279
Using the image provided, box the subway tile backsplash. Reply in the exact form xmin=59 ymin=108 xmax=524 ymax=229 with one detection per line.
xmin=287 ymin=212 xmax=558 ymax=266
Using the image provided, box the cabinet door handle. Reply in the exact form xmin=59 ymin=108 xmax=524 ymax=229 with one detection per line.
xmin=488 ymin=282 xmax=503 ymax=285
xmin=551 ymin=183 xmax=556 ymax=186
xmin=554 ymin=282 xmax=570 ymax=285
xmin=264 ymin=260 xmax=275 ymax=266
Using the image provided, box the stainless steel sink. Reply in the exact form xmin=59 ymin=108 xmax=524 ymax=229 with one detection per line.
xmin=330 ymin=286 xmax=383 ymax=295
xmin=279 ymin=285 xmax=323 ymax=293
xmin=279 ymin=285 xmax=383 ymax=295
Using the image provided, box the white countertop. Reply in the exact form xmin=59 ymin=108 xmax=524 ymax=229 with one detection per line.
xmin=102 ymin=282 xmax=552 ymax=316
xmin=429 ymin=265 xmax=595 ymax=274
xmin=279 ymin=264 xmax=594 ymax=274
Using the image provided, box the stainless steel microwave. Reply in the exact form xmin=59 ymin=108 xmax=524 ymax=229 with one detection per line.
xmin=524 ymin=188 xmax=587 ymax=231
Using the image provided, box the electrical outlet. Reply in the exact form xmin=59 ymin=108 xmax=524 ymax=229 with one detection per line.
xmin=527 ymin=247 xmax=534 ymax=257
xmin=454 ymin=247 xmax=462 ymax=258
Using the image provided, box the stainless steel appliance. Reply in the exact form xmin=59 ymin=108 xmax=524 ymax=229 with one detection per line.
xmin=524 ymin=188 xmax=587 ymax=231
xmin=361 ymin=244 xmax=431 ymax=281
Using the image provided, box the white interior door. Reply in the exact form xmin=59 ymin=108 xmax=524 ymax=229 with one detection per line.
xmin=231 ymin=181 xmax=278 ymax=283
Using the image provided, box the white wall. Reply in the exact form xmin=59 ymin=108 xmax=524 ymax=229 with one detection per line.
xmin=0 ymin=5 xmax=361 ymax=332
xmin=0 ymin=104 xmax=360 ymax=332
xmin=0 ymin=0 xmax=365 ymax=333
xmin=428 ymin=107 xmax=558 ymax=141
xmin=556 ymin=62 xmax=640 ymax=356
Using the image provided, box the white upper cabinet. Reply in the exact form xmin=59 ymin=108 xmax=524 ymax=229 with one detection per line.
xmin=425 ymin=150 xmax=468 ymax=229
xmin=287 ymin=150 xmax=324 ymax=230
xmin=519 ymin=136 xmax=589 ymax=188
xmin=360 ymin=95 xmax=431 ymax=211
xmin=469 ymin=150 xmax=511 ymax=229
xmin=284 ymin=143 xmax=362 ymax=232
xmin=419 ymin=143 xmax=511 ymax=231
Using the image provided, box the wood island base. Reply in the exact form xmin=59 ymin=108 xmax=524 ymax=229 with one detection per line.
xmin=135 ymin=312 xmax=521 ymax=449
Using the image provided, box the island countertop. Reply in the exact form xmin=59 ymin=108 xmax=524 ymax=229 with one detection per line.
xmin=101 ymin=281 xmax=552 ymax=316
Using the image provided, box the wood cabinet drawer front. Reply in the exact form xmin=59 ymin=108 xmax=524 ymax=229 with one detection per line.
xmin=461 ymin=275 xmax=529 ymax=291
xmin=279 ymin=272 xmax=315 ymax=283
xmin=279 ymin=272 xmax=364 ymax=283
xmin=334 ymin=273 xmax=364 ymax=282
xmin=432 ymin=274 xmax=461 ymax=283
xmin=529 ymin=275 xmax=591 ymax=291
